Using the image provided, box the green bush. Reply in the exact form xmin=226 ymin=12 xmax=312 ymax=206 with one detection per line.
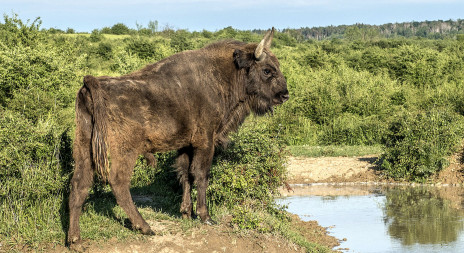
xmin=207 ymin=120 xmax=288 ymax=231
xmin=125 ymin=37 xmax=173 ymax=61
xmin=89 ymin=29 xmax=103 ymax=42
xmin=0 ymin=33 xmax=85 ymax=122
xmin=126 ymin=38 xmax=157 ymax=60
xmin=457 ymin=34 xmax=464 ymax=42
xmin=110 ymin=46 xmax=145 ymax=74
xmin=110 ymin=23 xmax=131 ymax=35
xmin=381 ymin=108 xmax=464 ymax=181
xmin=95 ymin=42 xmax=113 ymax=60
xmin=0 ymin=13 xmax=42 ymax=47
xmin=170 ymin=30 xmax=193 ymax=52
xmin=319 ymin=113 xmax=386 ymax=145
xmin=0 ymin=110 xmax=73 ymax=245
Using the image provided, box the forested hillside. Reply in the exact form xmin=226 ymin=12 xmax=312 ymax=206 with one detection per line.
xmin=1 ymin=14 xmax=464 ymax=250
xmin=281 ymin=19 xmax=464 ymax=40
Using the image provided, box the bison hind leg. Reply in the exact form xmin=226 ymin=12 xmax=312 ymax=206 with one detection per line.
xmin=109 ymin=155 xmax=154 ymax=235
xmin=68 ymin=90 xmax=95 ymax=247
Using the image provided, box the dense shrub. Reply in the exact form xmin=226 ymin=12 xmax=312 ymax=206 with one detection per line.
xmin=319 ymin=113 xmax=386 ymax=145
xmin=0 ymin=15 xmax=82 ymax=245
xmin=0 ymin=111 xmax=72 ymax=202
xmin=381 ymin=108 xmax=464 ymax=181
xmin=95 ymin=42 xmax=113 ymax=60
xmin=125 ymin=37 xmax=173 ymax=61
xmin=170 ymin=30 xmax=193 ymax=52
xmin=0 ymin=14 xmax=42 ymax=47
xmin=110 ymin=46 xmax=145 ymax=74
xmin=109 ymin=23 xmax=131 ymax=35
xmin=0 ymin=110 xmax=73 ymax=244
xmin=208 ymin=120 xmax=288 ymax=231
xmin=0 ymin=34 xmax=85 ymax=122
xmin=89 ymin=29 xmax=103 ymax=42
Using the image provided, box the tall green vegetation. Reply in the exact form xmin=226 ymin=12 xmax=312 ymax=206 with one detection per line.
xmin=262 ymin=36 xmax=464 ymax=181
xmin=0 ymin=14 xmax=85 ymax=248
xmin=1 ymin=13 xmax=464 ymax=249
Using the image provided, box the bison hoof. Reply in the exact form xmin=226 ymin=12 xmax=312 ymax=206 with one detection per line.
xmin=203 ymin=218 xmax=217 ymax=226
xmin=141 ymin=227 xmax=156 ymax=235
xmin=182 ymin=212 xmax=198 ymax=220
xmin=68 ymin=240 xmax=87 ymax=252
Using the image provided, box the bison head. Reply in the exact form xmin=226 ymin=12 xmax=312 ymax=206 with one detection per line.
xmin=233 ymin=28 xmax=289 ymax=115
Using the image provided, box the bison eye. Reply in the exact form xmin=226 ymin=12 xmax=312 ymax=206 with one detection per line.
xmin=263 ymin=69 xmax=271 ymax=76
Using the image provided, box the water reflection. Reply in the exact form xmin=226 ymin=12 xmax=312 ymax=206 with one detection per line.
xmin=383 ymin=186 xmax=464 ymax=245
xmin=280 ymin=184 xmax=464 ymax=252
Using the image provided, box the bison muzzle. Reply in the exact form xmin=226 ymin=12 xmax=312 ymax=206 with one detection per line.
xmin=67 ymin=28 xmax=288 ymax=247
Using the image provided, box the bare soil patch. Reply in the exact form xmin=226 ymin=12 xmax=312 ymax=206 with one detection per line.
xmin=284 ymin=155 xmax=386 ymax=185
xmin=41 ymin=216 xmax=335 ymax=253
xmin=433 ymin=151 xmax=464 ymax=185
xmin=285 ymin=154 xmax=464 ymax=186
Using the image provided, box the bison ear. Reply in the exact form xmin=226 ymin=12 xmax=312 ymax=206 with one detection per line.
xmin=233 ymin=49 xmax=253 ymax=70
xmin=255 ymin=27 xmax=275 ymax=61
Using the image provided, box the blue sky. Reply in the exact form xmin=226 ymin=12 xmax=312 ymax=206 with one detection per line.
xmin=2 ymin=0 xmax=463 ymax=32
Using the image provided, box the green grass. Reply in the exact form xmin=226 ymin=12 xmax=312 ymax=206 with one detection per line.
xmin=0 ymin=191 xmax=331 ymax=253
xmin=288 ymin=145 xmax=383 ymax=158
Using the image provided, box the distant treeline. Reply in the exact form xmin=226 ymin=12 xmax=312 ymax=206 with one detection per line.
xmin=280 ymin=19 xmax=464 ymax=41
xmin=47 ymin=19 xmax=464 ymax=41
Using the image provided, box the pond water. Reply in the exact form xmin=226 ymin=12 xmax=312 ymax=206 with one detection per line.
xmin=278 ymin=184 xmax=464 ymax=253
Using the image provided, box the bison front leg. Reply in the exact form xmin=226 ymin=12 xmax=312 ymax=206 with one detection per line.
xmin=191 ymin=145 xmax=215 ymax=225
xmin=175 ymin=147 xmax=194 ymax=219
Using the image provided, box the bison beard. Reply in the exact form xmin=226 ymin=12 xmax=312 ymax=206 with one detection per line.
xmin=67 ymin=28 xmax=288 ymax=247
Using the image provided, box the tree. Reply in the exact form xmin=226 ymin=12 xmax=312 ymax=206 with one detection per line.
xmin=170 ymin=30 xmax=192 ymax=52
xmin=89 ymin=29 xmax=102 ymax=42
xmin=345 ymin=26 xmax=379 ymax=41
xmin=148 ymin=20 xmax=158 ymax=34
xmin=111 ymin=23 xmax=130 ymax=35
xmin=457 ymin=34 xmax=464 ymax=43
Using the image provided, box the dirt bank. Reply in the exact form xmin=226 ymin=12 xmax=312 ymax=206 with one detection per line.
xmin=41 ymin=215 xmax=337 ymax=253
xmin=284 ymin=155 xmax=383 ymax=184
xmin=284 ymin=154 xmax=464 ymax=186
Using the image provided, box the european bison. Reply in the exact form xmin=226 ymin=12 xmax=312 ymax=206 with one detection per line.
xmin=67 ymin=28 xmax=288 ymax=246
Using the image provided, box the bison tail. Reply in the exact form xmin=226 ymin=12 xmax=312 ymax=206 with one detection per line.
xmin=83 ymin=75 xmax=110 ymax=182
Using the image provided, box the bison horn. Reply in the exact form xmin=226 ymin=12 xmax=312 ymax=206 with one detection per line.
xmin=255 ymin=27 xmax=275 ymax=61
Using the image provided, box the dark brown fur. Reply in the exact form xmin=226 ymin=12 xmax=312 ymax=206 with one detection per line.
xmin=67 ymin=28 xmax=288 ymax=247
